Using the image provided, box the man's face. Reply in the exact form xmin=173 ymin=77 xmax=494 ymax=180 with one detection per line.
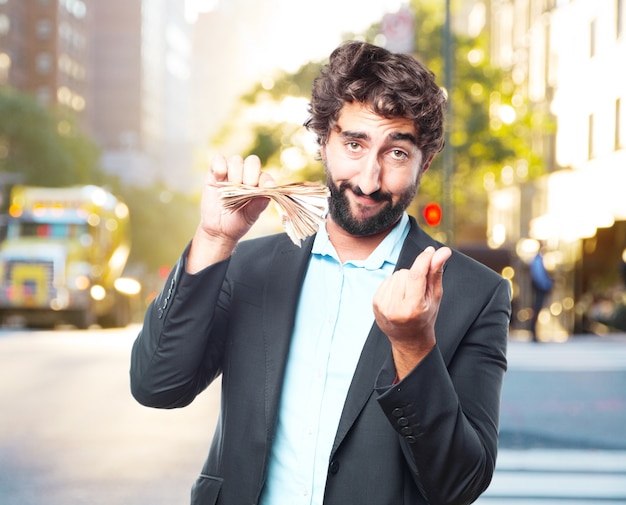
xmin=322 ymin=102 xmax=429 ymax=237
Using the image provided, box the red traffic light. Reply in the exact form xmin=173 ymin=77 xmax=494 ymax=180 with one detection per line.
xmin=423 ymin=202 xmax=442 ymax=226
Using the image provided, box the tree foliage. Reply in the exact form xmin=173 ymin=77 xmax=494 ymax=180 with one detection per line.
xmin=0 ymin=87 xmax=102 ymax=187
xmin=113 ymin=183 xmax=199 ymax=274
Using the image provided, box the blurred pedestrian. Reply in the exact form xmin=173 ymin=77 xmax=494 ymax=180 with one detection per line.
xmin=621 ymin=248 xmax=626 ymax=288
xmin=529 ymin=245 xmax=554 ymax=342
xmin=130 ymin=41 xmax=511 ymax=505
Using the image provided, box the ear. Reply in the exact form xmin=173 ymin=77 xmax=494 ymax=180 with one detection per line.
xmin=421 ymin=154 xmax=435 ymax=173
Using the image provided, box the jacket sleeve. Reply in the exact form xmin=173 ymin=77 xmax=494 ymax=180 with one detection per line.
xmin=376 ymin=277 xmax=510 ymax=505
xmin=129 ymin=247 xmax=231 ymax=409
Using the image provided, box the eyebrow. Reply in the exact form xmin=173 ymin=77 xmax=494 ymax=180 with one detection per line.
xmin=390 ymin=132 xmax=418 ymax=145
xmin=339 ymin=130 xmax=418 ymax=146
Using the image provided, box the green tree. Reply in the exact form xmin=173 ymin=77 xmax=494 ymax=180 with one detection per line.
xmin=114 ymin=183 xmax=199 ymax=274
xmin=0 ymin=87 xmax=102 ymax=187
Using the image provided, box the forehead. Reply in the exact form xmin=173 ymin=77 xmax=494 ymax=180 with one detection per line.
xmin=334 ymin=102 xmax=417 ymax=139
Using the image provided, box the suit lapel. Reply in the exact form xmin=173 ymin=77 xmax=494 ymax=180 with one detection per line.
xmin=262 ymin=235 xmax=314 ymax=435
xmin=331 ymin=323 xmax=390 ymax=454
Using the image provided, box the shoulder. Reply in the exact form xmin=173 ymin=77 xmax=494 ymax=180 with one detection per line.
xmin=406 ymin=216 xmax=505 ymax=286
xmin=405 ymin=217 xmax=508 ymax=297
xmin=234 ymin=232 xmax=310 ymax=256
xmin=446 ymin=247 xmax=508 ymax=293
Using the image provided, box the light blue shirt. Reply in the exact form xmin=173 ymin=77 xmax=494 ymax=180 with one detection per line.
xmin=260 ymin=213 xmax=410 ymax=505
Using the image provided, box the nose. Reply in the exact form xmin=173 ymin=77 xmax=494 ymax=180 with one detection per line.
xmin=356 ymin=155 xmax=381 ymax=195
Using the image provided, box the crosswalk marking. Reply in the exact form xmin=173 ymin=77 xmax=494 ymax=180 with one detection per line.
xmin=476 ymin=450 xmax=626 ymax=503
xmin=507 ymin=339 xmax=626 ymax=371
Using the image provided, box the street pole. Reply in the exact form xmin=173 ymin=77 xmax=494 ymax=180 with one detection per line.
xmin=443 ymin=0 xmax=454 ymax=245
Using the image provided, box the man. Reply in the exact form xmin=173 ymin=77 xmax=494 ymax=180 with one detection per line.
xmin=130 ymin=41 xmax=511 ymax=505
xmin=529 ymin=244 xmax=553 ymax=342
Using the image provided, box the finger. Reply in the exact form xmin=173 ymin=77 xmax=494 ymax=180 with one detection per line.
xmin=259 ymin=171 xmax=277 ymax=188
xmin=430 ymin=247 xmax=452 ymax=274
xmin=227 ymin=155 xmax=244 ymax=183
xmin=373 ymin=271 xmax=407 ymax=323
xmin=209 ymin=154 xmax=228 ymax=183
xmin=428 ymin=246 xmax=452 ymax=299
xmin=408 ymin=246 xmax=435 ymax=280
xmin=403 ymin=246 xmax=434 ymax=300
xmin=242 ymin=155 xmax=262 ymax=186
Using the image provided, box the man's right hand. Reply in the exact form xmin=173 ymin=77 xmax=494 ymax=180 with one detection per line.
xmin=186 ymin=154 xmax=274 ymax=273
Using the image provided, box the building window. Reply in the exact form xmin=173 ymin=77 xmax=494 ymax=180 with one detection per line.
xmin=617 ymin=98 xmax=623 ymax=150
xmin=0 ymin=52 xmax=10 ymax=84
xmin=0 ymin=14 xmax=9 ymax=36
xmin=588 ymin=113 xmax=595 ymax=159
xmin=37 ymin=86 xmax=52 ymax=105
xmin=590 ymin=18 xmax=596 ymax=58
xmin=36 ymin=19 xmax=53 ymax=40
xmin=61 ymin=0 xmax=87 ymax=19
xmin=35 ymin=52 xmax=53 ymax=74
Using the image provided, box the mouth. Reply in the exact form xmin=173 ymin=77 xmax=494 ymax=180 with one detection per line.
xmin=348 ymin=185 xmax=391 ymax=209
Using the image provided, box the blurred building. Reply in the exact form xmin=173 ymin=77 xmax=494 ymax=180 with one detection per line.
xmin=189 ymin=0 xmax=294 ymax=147
xmin=0 ymin=0 xmax=91 ymax=127
xmin=91 ymin=0 xmax=195 ymax=190
xmin=0 ymin=0 xmax=197 ymax=191
xmin=488 ymin=0 xmax=626 ymax=337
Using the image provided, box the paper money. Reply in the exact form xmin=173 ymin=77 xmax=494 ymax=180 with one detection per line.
xmin=218 ymin=181 xmax=330 ymax=246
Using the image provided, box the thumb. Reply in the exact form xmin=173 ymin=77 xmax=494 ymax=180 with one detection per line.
xmin=431 ymin=246 xmax=452 ymax=274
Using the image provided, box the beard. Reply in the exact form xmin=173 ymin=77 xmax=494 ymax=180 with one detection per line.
xmin=326 ymin=173 xmax=418 ymax=237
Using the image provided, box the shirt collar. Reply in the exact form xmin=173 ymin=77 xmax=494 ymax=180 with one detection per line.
xmin=312 ymin=213 xmax=409 ymax=270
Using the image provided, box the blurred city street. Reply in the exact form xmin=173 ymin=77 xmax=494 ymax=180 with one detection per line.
xmin=479 ymin=334 xmax=626 ymax=504
xmin=0 ymin=325 xmax=218 ymax=505
xmin=0 ymin=325 xmax=625 ymax=504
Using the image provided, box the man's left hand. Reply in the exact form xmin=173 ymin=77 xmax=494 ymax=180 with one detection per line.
xmin=373 ymin=246 xmax=452 ymax=380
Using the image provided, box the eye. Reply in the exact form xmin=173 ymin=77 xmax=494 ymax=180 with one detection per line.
xmin=389 ymin=149 xmax=409 ymax=161
xmin=346 ymin=141 xmax=362 ymax=152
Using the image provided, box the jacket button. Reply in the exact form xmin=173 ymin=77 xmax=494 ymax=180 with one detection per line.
xmin=397 ymin=417 xmax=409 ymax=427
xmin=329 ymin=460 xmax=340 ymax=474
xmin=405 ymin=435 xmax=417 ymax=444
xmin=392 ymin=408 xmax=404 ymax=417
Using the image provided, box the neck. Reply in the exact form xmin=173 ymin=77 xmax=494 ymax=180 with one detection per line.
xmin=325 ymin=216 xmax=394 ymax=262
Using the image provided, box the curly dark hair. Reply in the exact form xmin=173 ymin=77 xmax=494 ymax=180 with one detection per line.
xmin=304 ymin=41 xmax=446 ymax=165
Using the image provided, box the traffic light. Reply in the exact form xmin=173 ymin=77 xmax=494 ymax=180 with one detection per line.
xmin=423 ymin=202 xmax=442 ymax=227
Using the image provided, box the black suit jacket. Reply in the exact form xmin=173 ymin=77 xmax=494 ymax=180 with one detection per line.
xmin=130 ymin=217 xmax=511 ymax=505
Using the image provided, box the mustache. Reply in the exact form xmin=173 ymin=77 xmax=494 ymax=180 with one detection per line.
xmin=339 ymin=182 xmax=392 ymax=204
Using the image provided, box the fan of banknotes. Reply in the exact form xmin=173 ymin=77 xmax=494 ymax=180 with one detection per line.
xmin=218 ymin=181 xmax=330 ymax=247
